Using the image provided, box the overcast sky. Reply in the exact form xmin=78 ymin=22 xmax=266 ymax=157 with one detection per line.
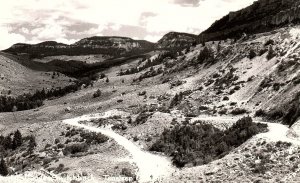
xmin=0 ymin=0 xmax=256 ymax=49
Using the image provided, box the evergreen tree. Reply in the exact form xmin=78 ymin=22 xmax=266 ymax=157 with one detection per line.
xmin=12 ymin=130 xmax=22 ymax=149
xmin=2 ymin=136 xmax=12 ymax=149
xmin=0 ymin=158 xmax=8 ymax=176
xmin=106 ymin=77 xmax=109 ymax=83
xmin=28 ymin=135 xmax=37 ymax=154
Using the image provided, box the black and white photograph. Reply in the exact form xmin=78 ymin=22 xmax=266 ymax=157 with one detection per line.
xmin=0 ymin=0 xmax=300 ymax=182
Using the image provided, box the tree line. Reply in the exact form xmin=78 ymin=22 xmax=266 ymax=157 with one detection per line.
xmin=0 ymin=79 xmax=94 ymax=112
xmin=0 ymin=130 xmax=37 ymax=176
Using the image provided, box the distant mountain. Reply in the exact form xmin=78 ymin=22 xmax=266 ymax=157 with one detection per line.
xmin=157 ymin=32 xmax=197 ymax=49
xmin=199 ymin=0 xmax=300 ymax=42
xmin=4 ymin=36 xmax=155 ymax=58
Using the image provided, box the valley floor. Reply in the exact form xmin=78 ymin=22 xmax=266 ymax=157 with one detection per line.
xmin=2 ymin=25 xmax=300 ymax=182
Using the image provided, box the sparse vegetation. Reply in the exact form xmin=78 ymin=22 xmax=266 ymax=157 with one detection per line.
xmin=249 ymin=49 xmax=257 ymax=59
xmin=197 ymin=46 xmax=215 ymax=65
xmin=0 ymin=158 xmax=8 ymax=176
xmin=266 ymin=46 xmax=276 ymax=60
xmin=93 ymin=89 xmax=102 ymax=98
xmin=255 ymin=109 xmax=266 ymax=117
xmin=0 ymin=78 xmax=94 ymax=112
xmin=63 ymin=143 xmax=89 ymax=155
xmin=150 ymin=117 xmax=267 ymax=167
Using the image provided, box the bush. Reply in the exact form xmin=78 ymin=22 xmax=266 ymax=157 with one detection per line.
xmin=0 ymin=158 xmax=8 ymax=176
xmin=93 ymin=89 xmax=102 ymax=98
xmin=121 ymin=168 xmax=135 ymax=177
xmin=255 ymin=109 xmax=266 ymax=117
xmin=249 ymin=49 xmax=257 ymax=59
xmin=278 ymin=60 xmax=297 ymax=72
xmin=219 ymin=109 xmax=227 ymax=115
xmin=266 ymin=108 xmax=284 ymax=121
xmin=266 ymin=92 xmax=300 ymax=127
xmin=150 ymin=117 xmax=267 ymax=167
xmin=264 ymin=39 xmax=275 ymax=46
xmin=199 ymin=106 xmax=209 ymax=111
xmin=63 ymin=143 xmax=89 ymax=155
xmin=80 ymin=132 xmax=109 ymax=145
xmin=223 ymin=96 xmax=229 ymax=101
xmin=169 ymin=92 xmax=183 ymax=108
xmin=197 ymin=46 xmax=215 ymax=65
xmin=132 ymin=112 xmax=151 ymax=126
xmin=231 ymin=108 xmax=247 ymax=115
xmin=266 ymin=46 xmax=276 ymax=60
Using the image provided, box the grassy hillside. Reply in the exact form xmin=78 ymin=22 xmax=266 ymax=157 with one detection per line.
xmin=0 ymin=52 xmax=73 ymax=96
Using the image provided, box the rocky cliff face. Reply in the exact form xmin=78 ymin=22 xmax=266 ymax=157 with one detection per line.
xmin=199 ymin=0 xmax=300 ymax=42
xmin=73 ymin=36 xmax=154 ymax=51
xmin=5 ymin=37 xmax=155 ymax=58
xmin=157 ymin=32 xmax=197 ymax=49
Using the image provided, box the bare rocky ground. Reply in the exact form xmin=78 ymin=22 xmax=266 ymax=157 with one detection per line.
xmin=1 ymin=26 xmax=300 ymax=182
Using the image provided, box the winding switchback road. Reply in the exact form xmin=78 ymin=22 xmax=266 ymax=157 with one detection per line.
xmin=63 ymin=113 xmax=175 ymax=183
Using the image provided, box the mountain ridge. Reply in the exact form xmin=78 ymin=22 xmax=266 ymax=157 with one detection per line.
xmin=199 ymin=0 xmax=300 ymax=42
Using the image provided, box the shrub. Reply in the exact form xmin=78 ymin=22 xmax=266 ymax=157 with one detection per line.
xmin=93 ymin=89 xmax=102 ymax=98
xmin=169 ymin=92 xmax=183 ymax=108
xmin=150 ymin=117 xmax=267 ymax=167
xmin=230 ymin=102 xmax=237 ymax=106
xmin=266 ymin=108 xmax=284 ymax=120
xmin=223 ymin=96 xmax=229 ymax=101
xmin=219 ymin=109 xmax=227 ymax=115
xmin=121 ymin=168 xmax=135 ymax=177
xmin=255 ymin=109 xmax=266 ymax=117
xmin=99 ymin=73 xmax=106 ymax=79
xmin=80 ymin=132 xmax=108 ymax=145
xmin=278 ymin=60 xmax=297 ymax=72
xmin=133 ymin=136 xmax=139 ymax=142
xmin=197 ymin=46 xmax=215 ymax=65
xmin=266 ymin=46 xmax=276 ymax=60
xmin=0 ymin=158 xmax=8 ymax=176
xmin=12 ymin=130 xmax=22 ymax=149
xmin=199 ymin=106 xmax=209 ymax=111
xmin=138 ymin=91 xmax=146 ymax=96
xmin=44 ymin=144 xmax=51 ymax=149
xmin=272 ymin=83 xmax=282 ymax=91
xmin=55 ymin=164 xmax=65 ymax=173
xmin=63 ymin=143 xmax=88 ymax=155
xmin=259 ymin=49 xmax=268 ymax=56
xmin=249 ymin=49 xmax=257 ymax=59
xmin=57 ymin=143 xmax=65 ymax=149
xmin=133 ymin=112 xmax=151 ymax=126
xmin=264 ymin=39 xmax=275 ymax=46
xmin=266 ymin=92 xmax=300 ymax=127
xmin=231 ymin=108 xmax=247 ymax=115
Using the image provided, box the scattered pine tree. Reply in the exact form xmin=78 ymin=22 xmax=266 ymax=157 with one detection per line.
xmin=12 ymin=130 xmax=22 ymax=149
xmin=0 ymin=158 xmax=8 ymax=176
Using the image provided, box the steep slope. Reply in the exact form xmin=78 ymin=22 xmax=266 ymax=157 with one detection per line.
xmin=1 ymin=25 xmax=300 ymax=182
xmin=199 ymin=0 xmax=300 ymax=42
xmin=157 ymin=32 xmax=197 ymax=49
xmin=0 ymin=52 xmax=72 ymax=96
xmin=4 ymin=36 xmax=155 ymax=58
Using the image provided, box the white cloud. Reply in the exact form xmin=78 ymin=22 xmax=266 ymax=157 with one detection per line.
xmin=0 ymin=26 xmax=26 ymax=49
xmin=0 ymin=0 xmax=256 ymax=49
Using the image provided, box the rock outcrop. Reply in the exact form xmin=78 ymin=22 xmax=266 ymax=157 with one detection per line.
xmin=157 ymin=32 xmax=197 ymax=49
xmin=4 ymin=37 xmax=155 ymax=58
xmin=199 ymin=0 xmax=300 ymax=42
